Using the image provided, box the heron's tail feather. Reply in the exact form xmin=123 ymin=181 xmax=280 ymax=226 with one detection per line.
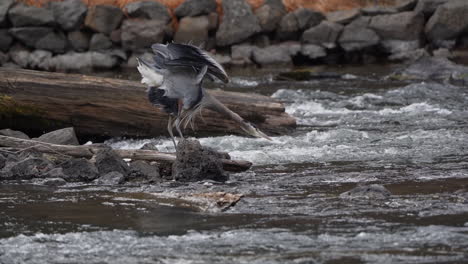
xmin=136 ymin=57 xmax=164 ymax=87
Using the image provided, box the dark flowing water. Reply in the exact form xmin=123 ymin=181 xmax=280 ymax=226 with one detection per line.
xmin=1 ymin=64 xmax=468 ymax=264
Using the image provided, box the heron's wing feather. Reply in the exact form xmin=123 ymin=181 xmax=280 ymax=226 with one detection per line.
xmin=136 ymin=57 xmax=164 ymax=87
xmin=152 ymin=43 xmax=229 ymax=83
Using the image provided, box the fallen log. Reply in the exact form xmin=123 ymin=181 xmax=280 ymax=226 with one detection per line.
xmin=0 ymin=135 xmax=252 ymax=172
xmin=0 ymin=68 xmax=296 ymax=139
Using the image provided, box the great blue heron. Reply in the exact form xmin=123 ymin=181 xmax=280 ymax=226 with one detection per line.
xmin=136 ymin=43 xmax=271 ymax=147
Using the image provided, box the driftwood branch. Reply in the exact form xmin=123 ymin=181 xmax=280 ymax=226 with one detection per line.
xmin=0 ymin=135 xmax=252 ymax=172
xmin=0 ymin=68 xmax=296 ymax=138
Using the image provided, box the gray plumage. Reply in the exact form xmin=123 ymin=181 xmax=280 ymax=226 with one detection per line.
xmin=137 ymin=43 xmax=270 ymax=147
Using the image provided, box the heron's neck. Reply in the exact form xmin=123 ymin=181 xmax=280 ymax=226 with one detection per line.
xmin=204 ymin=92 xmax=244 ymax=125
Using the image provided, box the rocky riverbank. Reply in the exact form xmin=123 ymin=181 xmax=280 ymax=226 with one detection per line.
xmin=1 ymin=0 xmax=468 ymax=71
xmin=0 ymin=127 xmax=232 ymax=186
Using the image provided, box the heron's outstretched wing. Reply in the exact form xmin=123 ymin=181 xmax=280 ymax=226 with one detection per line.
xmin=152 ymin=43 xmax=229 ymax=83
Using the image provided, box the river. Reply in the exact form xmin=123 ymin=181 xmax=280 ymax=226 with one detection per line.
xmin=1 ymin=64 xmax=468 ymax=263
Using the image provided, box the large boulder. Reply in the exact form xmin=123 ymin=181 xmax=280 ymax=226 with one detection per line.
xmin=124 ymin=1 xmax=171 ymax=23
xmin=215 ymin=0 xmax=261 ymax=46
xmin=8 ymin=4 xmax=54 ymax=27
xmin=0 ymin=29 xmax=13 ymax=52
xmin=0 ymin=0 xmax=15 ymax=27
xmin=67 ymin=31 xmax=90 ymax=51
xmin=9 ymin=157 xmax=54 ymax=180
xmin=48 ymin=0 xmax=87 ymax=31
xmin=326 ymin=9 xmax=360 ymax=25
xmin=60 ymin=158 xmax=99 ymax=182
xmin=369 ymin=12 xmax=424 ymax=41
xmin=174 ymin=15 xmax=210 ymax=46
xmin=121 ymin=19 xmax=167 ymax=51
xmin=252 ymin=45 xmax=292 ymax=65
xmin=128 ymin=160 xmax=160 ymax=183
xmin=277 ymin=7 xmax=324 ymax=40
xmin=85 ymin=5 xmax=123 ymax=35
xmin=172 ymin=139 xmax=227 ymax=182
xmin=302 ymin=21 xmax=343 ymax=49
xmin=414 ymin=0 xmax=450 ymax=17
xmin=8 ymin=44 xmax=30 ymax=68
xmin=254 ymin=0 xmax=286 ymax=32
xmin=0 ymin=128 xmax=29 ymax=139
xmin=36 ymin=127 xmax=79 ymax=145
xmin=174 ymin=0 xmax=217 ymax=18
xmin=425 ymin=0 xmax=468 ymax=43
xmin=89 ymin=33 xmax=113 ymax=51
xmin=338 ymin=25 xmax=380 ymax=52
xmin=94 ymin=148 xmax=129 ymax=176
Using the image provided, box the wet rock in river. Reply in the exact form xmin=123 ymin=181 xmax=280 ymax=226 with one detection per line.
xmin=94 ymin=171 xmax=125 ymax=185
xmin=0 ymin=129 xmax=30 ymax=140
xmin=128 ymin=160 xmax=160 ymax=183
xmin=40 ymin=177 xmax=67 ymax=186
xmin=139 ymin=142 xmax=159 ymax=151
xmin=60 ymin=158 xmax=99 ymax=182
xmin=9 ymin=157 xmax=54 ymax=180
xmin=94 ymin=148 xmax=129 ymax=177
xmin=340 ymin=184 xmax=392 ymax=199
xmin=390 ymin=56 xmax=468 ymax=83
xmin=36 ymin=127 xmax=79 ymax=145
xmin=172 ymin=139 xmax=228 ymax=182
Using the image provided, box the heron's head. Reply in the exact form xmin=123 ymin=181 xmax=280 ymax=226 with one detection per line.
xmin=240 ymin=122 xmax=272 ymax=141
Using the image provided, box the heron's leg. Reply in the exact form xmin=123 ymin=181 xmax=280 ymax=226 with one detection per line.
xmin=167 ymin=115 xmax=177 ymax=149
xmin=174 ymin=117 xmax=184 ymax=139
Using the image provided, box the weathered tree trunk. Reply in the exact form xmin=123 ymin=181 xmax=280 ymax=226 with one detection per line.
xmin=0 ymin=68 xmax=295 ymax=139
xmin=0 ymin=135 xmax=252 ymax=172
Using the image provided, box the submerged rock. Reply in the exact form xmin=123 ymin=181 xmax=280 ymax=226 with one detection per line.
xmin=390 ymin=56 xmax=468 ymax=84
xmin=94 ymin=171 xmax=125 ymax=185
xmin=172 ymin=139 xmax=228 ymax=182
xmin=340 ymin=184 xmax=392 ymax=199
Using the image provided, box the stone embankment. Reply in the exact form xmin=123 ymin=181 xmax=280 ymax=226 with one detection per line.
xmin=0 ymin=0 xmax=468 ymax=71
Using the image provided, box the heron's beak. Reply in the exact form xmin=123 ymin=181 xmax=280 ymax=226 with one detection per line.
xmin=242 ymin=123 xmax=272 ymax=141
